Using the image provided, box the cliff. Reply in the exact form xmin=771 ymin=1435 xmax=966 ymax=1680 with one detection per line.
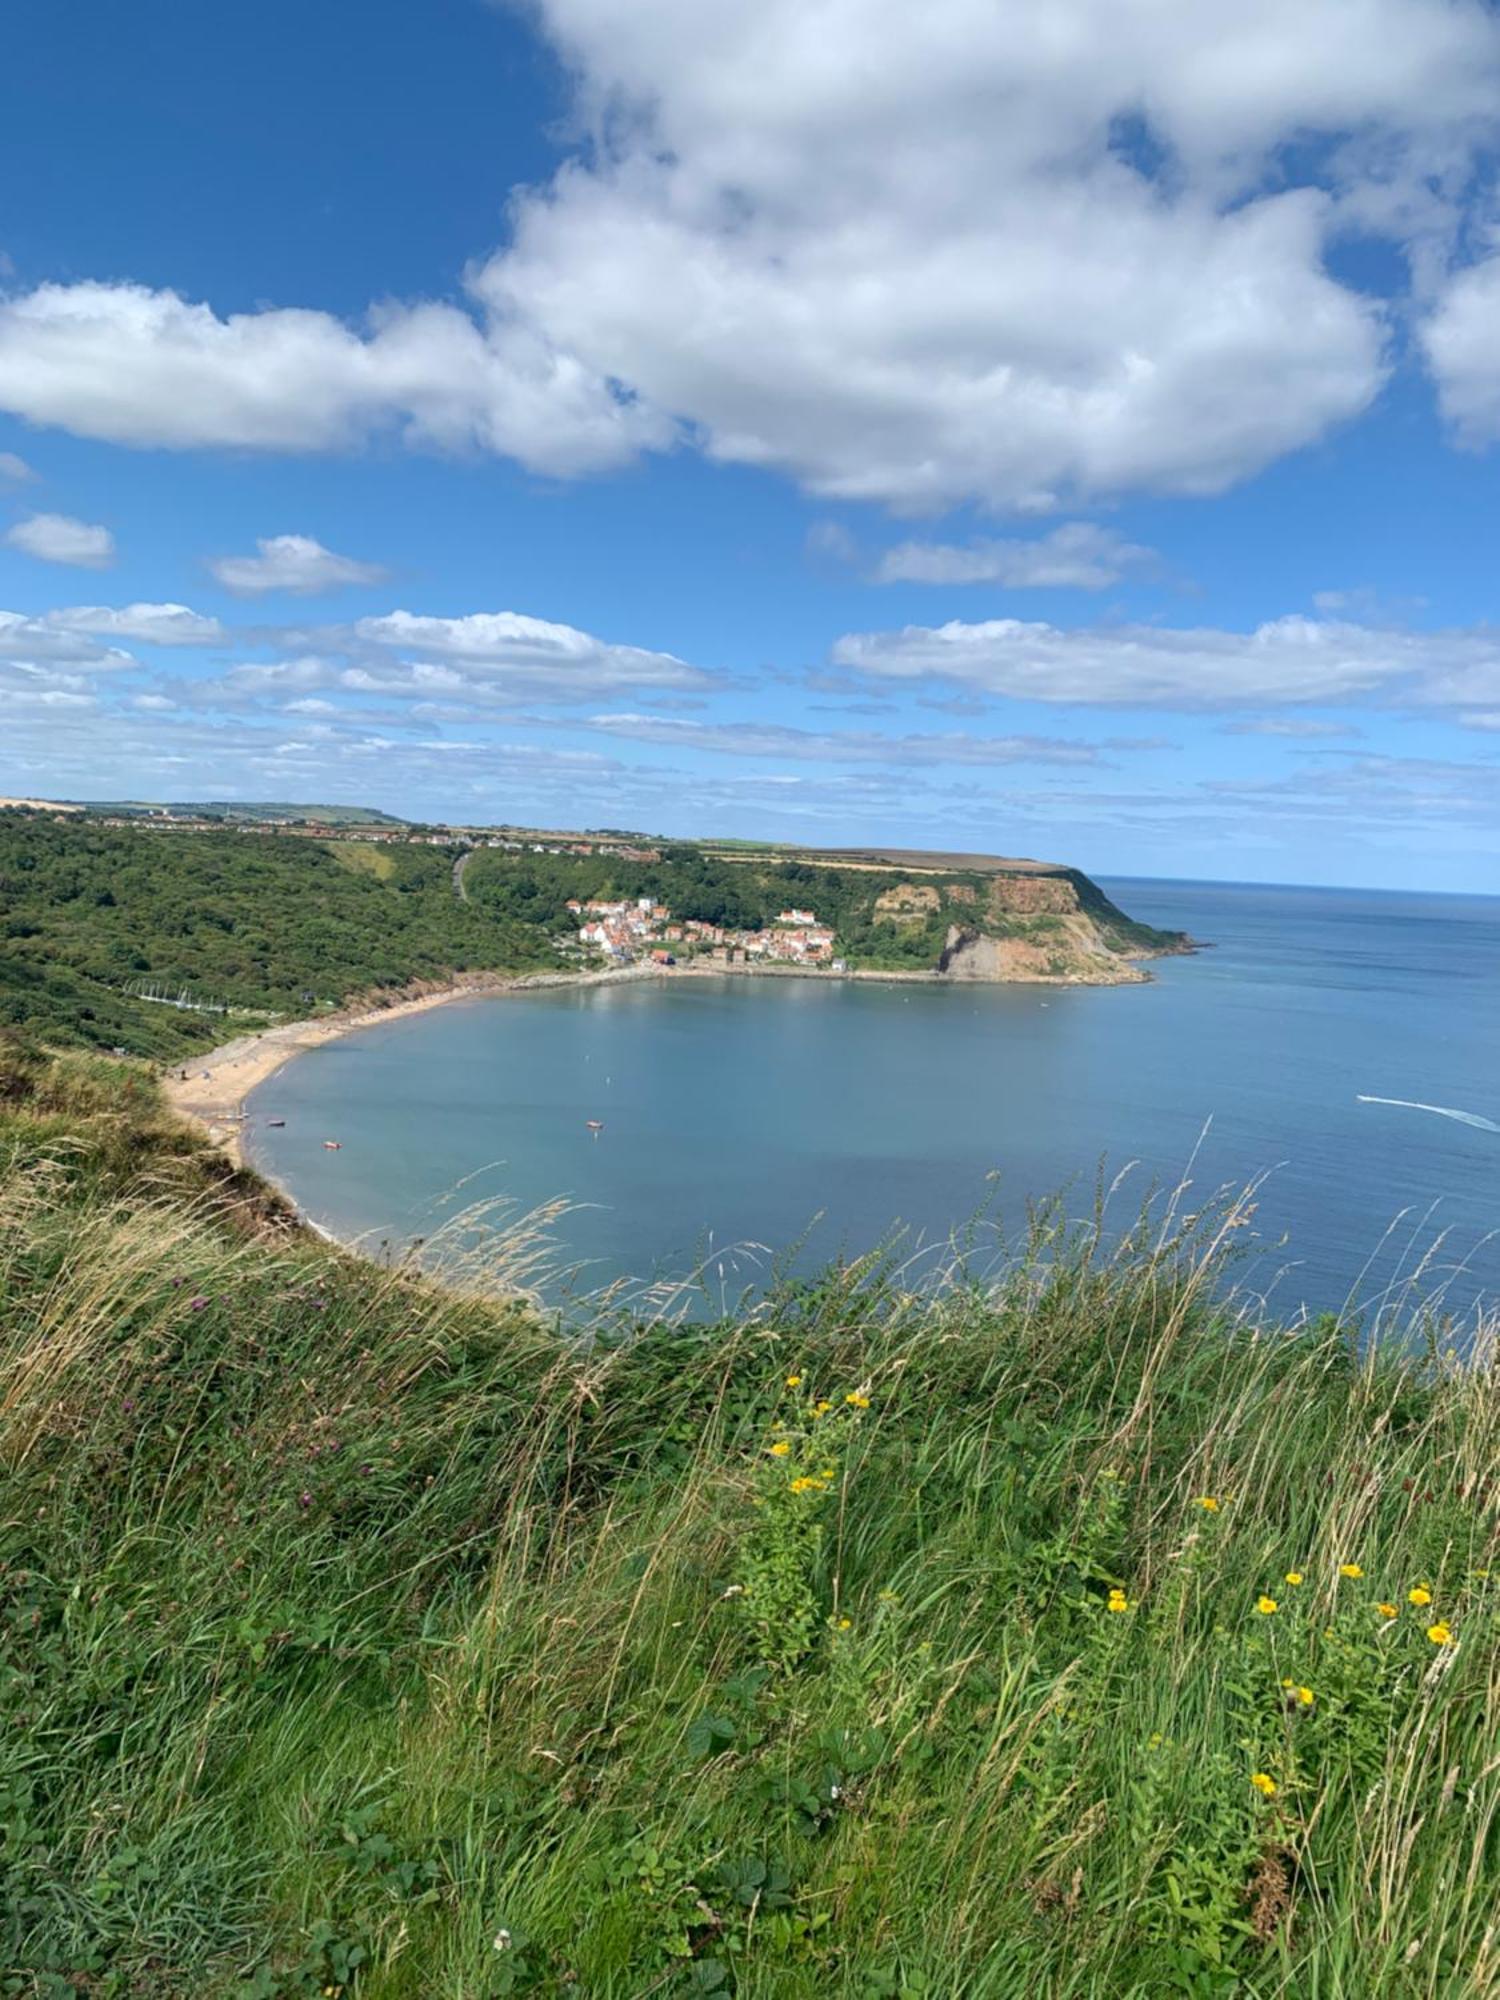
xmin=868 ymin=864 xmax=1190 ymax=983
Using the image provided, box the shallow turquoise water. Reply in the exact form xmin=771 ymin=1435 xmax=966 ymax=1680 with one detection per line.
xmin=246 ymin=879 xmax=1500 ymax=1323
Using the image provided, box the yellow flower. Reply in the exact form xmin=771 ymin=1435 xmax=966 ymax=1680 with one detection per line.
xmin=1251 ymin=1772 xmax=1277 ymax=1797
xmin=785 ymin=1374 xmax=802 ymax=1388
xmin=789 ymin=1476 xmax=818 ymax=1494
xmin=845 ymin=1391 xmax=871 ymax=1409
xmin=768 ymin=1440 xmax=791 ymax=1457
xmin=1196 ymin=1496 xmax=1220 ymax=1512
xmin=835 ymin=1616 xmax=852 ymax=1631
xmin=1407 ymin=1585 xmax=1432 ymax=1607
xmin=1339 ymin=1563 xmax=1363 ymax=1580
xmin=1284 ymin=1571 xmax=1304 ymax=1586
xmin=1256 ymin=1595 xmax=1279 ymax=1615
xmin=1376 ymin=1602 xmax=1398 ymax=1619
xmin=820 ymin=1465 xmax=836 ymax=1478
xmin=1427 ymin=1622 xmax=1453 ymax=1646
xmin=1107 ymin=1589 xmax=1130 ymax=1613
xmin=811 ymin=1400 xmax=833 ymax=1418
xmin=1296 ymin=1686 xmax=1314 ymax=1707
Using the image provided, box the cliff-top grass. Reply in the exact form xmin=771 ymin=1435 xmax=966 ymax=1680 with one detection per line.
xmin=1 ymin=1039 xmax=1496 ymax=1998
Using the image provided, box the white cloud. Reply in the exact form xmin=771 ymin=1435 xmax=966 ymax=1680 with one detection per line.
xmin=43 ymin=602 xmax=225 ymax=645
xmin=0 ymin=450 xmax=33 ymax=481
xmin=877 ymin=523 xmax=1155 ymax=588
xmin=204 ymin=610 xmax=714 ymax=709
xmin=582 ymin=712 xmax=1105 ymax=765
xmin=833 ymin=614 xmax=1500 ymax=710
xmin=1221 ymin=717 xmax=1360 ymax=738
xmin=0 ymin=281 xmax=669 ymax=474
xmin=1421 ymin=246 xmax=1500 ymax=445
xmin=0 ymin=610 xmax=133 ymax=668
xmin=2 ymin=2 xmax=1498 ymax=509
xmin=209 ymin=533 xmax=388 ymax=596
xmin=4 ymin=511 xmax=115 ymax=567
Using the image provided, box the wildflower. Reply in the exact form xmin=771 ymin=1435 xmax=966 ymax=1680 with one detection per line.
xmin=1426 ymin=1622 xmax=1454 ymax=1646
xmin=1256 ymin=1595 xmax=1279 ymax=1616
xmin=812 ymin=1400 xmax=833 ymax=1418
xmin=768 ymin=1440 xmax=791 ymax=1458
xmin=789 ymin=1476 xmax=820 ymax=1495
xmin=1407 ymin=1585 xmax=1432 ymax=1607
xmin=189 ymin=1295 xmax=209 ymax=1311
xmin=298 ymin=1491 xmax=312 ymax=1509
xmin=1376 ymin=1602 xmax=1398 ymax=1619
xmin=1296 ymin=1686 xmax=1314 ymax=1707
xmin=1196 ymin=1497 xmax=1220 ymax=1512
xmin=1339 ymin=1563 xmax=1363 ymax=1580
xmin=835 ymin=1616 xmax=852 ymax=1631
xmin=1107 ymin=1588 xmax=1130 ymax=1613
xmin=1251 ymin=1772 xmax=1277 ymax=1796
xmin=845 ymin=1391 xmax=871 ymax=1409
xmin=493 ymin=1929 xmax=512 ymax=1952
xmin=877 ymin=1589 xmax=900 ymax=1604
xmin=1284 ymin=1571 xmax=1304 ymax=1586
xmin=820 ymin=1465 xmax=837 ymax=1478
xmin=785 ymin=1374 xmax=802 ymax=1388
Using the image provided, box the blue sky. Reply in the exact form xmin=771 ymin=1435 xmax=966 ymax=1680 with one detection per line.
xmin=2 ymin=0 xmax=1499 ymax=888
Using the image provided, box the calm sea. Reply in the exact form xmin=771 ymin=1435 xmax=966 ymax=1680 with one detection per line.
xmin=245 ymin=879 xmax=1500 ymax=1324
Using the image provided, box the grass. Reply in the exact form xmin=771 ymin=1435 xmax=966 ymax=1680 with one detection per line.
xmin=1 ymin=1040 xmax=1497 ymax=1997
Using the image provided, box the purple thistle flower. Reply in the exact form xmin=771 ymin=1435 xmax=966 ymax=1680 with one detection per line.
xmin=189 ymin=1296 xmax=209 ymax=1311
xmin=298 ymin=1491 xmax=312 ymax=1509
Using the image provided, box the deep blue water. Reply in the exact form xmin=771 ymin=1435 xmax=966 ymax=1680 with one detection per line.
xmin=246 ymin=879 xmax=1500 ymax=1324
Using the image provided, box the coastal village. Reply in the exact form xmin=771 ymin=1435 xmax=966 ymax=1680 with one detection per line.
xmin=569 ymin=895 xmax=845 ymax=970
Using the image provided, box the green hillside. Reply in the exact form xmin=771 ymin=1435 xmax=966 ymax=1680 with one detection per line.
xmin=0 ymin=821 xmax=1184 ymax=1061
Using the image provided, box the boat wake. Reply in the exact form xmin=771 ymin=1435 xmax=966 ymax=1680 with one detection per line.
xmin=1357 ymin=1095 xmax=1500 ymax=1134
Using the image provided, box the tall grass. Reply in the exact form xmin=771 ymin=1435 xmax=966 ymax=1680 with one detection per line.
xmin=1 ymin=1047 xmax=1496 ymax=1997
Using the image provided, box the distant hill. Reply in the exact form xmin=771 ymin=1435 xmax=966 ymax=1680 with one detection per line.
xmin=67 ymin=800 xmax=409 ymax=827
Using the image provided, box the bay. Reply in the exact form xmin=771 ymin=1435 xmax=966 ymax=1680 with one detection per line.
xmin=245 ymin=879 xmax=1500 ymax=1324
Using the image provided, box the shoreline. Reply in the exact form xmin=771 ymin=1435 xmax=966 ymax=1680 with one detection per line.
xmin=163 ymin=965 xmax=656 ymax=1163
xmin=165 ymin=947 xmax=1166 ymax=1168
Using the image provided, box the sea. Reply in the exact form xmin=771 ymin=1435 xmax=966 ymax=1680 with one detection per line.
xmin=245 ymin=879 xmax=1500 ymax=1327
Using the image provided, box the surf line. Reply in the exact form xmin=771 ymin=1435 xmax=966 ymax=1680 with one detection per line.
xmin=1357 ymin=1095 xmax=1500 ymax=1134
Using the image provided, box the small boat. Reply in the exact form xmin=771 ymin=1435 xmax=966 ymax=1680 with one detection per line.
xmin=323 ymin=1140 xmax=342 ymax=1150
xmin=267 ymin=1118 xmax=285 ymax=1128
xmin=585 ymin=1120 xmax=605 ymax=1136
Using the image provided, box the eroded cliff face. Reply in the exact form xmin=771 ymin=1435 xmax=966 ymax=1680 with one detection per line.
xmin=937 ymin=917 xmax=1149 ymax=984
xmin=870 ymin=866 xmax=1190 ymax=983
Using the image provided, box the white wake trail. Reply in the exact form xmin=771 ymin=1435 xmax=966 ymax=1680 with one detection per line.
xmin=1357 ymin=1095 xmax=1500 ymax=1134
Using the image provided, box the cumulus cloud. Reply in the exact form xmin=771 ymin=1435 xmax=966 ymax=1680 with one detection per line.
xmin=205 ymin=609 xmax=714 ymax=710
xmin=0 ymin=450 xmax=33 ymax=481
xmin=4 ymin=511 xmax=115 ymax=567
xmin=1421 ymin=246 xmax=1500 ymax=445
xmin=209 ymin=533 xmax=388 ymax=596
xmin=581 ymin=713 xmax=1105 ymax=766
xmin=877 ymin=523 xmax=1155 ymax=588
xmin=832 ymin=614 xmax=1500 ymax=711
xmin=2 ymin=2 xmax=1498 ymax=508
xmin=0 ymin=281 xmax=670 ymax=473
xmin=0 ymin=610 xmax=134 ymax=668
xmin=1221 ymin=717 xmax=1360 ymax=739
xmin=42 ymin=602 xmax=225 ymax=646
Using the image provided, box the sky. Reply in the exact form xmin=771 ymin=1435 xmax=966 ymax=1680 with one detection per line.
xmin=2 ymin=0 xmax=1500 ymax=889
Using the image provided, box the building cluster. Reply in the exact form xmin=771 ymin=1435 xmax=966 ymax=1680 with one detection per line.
xmin=569 ymin=897 xmax=839 ymax=968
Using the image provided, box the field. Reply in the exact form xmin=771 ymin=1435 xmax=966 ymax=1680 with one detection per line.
xmin=1 ymin=1040 xmax=1494 ymax=1997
